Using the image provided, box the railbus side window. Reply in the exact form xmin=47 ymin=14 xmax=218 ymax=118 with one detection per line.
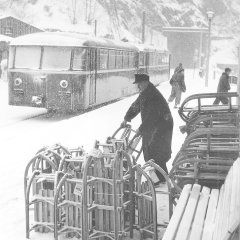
xmin=42 ymin=47 xmax=71 ymax=70
xmin=15 ymin=46 xmax=41 ymax=69
xmin=139 ymin=52 xmax=144 ymax=66
xmin=157 ymin=53 xmax=162 ymax=65
xmin=72 ymin=48 xmax=88 ymax=70
xmin=116 ymin=50 xmax=123 ymax=69
xmin=166 ymin=53 xmax=169 ymax=64
xmin=153 ymin=52 xmax=157 ymax=66
xmin=108 ymin=50 xmax=116 ymax=69
xmin=159 ymin=54 xmax=163 ymax=64
xmin=8 ymin=46 xmax=15 ymax=68
xmin=149 ymin=52 xmax=154 ymax=66
xmin=163 ymin=54 xmax=167 ymax=64
xmin=123 ymin=51 xmax=129 ymax=68
xmin=128 ymin=52 xmax=135 ymax=68
xmin=99 ymin=49 xmax=108 ymax=70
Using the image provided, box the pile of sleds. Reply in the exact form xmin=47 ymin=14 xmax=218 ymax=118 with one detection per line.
xmin=24 ymin=125 xmax=174 ymax=240
xmin=171 ymin=92 xmax=239 ymax=189
xmin=24 ymin=92 xmax=240 ymax=240
xmin=164 ymin=92 xmax=240 ymax=240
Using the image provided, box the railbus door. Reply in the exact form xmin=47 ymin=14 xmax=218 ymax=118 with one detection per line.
xmin=89 ymin=48 xmax=97 ymax=105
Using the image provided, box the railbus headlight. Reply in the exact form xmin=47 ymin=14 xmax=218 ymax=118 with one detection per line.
xmin=14 ymin=78 xmax=22 ymax=86
xmin=60 ymin=80 xmax=68 ymax=89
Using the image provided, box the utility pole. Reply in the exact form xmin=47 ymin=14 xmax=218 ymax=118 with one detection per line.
xmin=142 ymin=11 xmax=146 ymax=44
xmin=94 ymin=20 xmax=97 ymax=37
xmin=238 ymin=47 xmax=240 ymax=107
xmin=199 ymin=31 xmax=203 ymax=69
xmin=205 ymin=11 xmax=214 ymax=87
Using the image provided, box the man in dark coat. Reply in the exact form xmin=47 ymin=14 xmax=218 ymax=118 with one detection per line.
xmin=121 ymin=74 xmax=173 ymax=184
xmin=168 ymin=67 xmax=186 ymax=108
xmin=213 ymin=68 xmax=231 ymax=105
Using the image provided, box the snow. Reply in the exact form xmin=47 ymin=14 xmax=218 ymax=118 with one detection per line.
xmin=0 ymin=33 xmax=13 ymax=42
xmin=0 ymin=69 xmax=237 ymax=240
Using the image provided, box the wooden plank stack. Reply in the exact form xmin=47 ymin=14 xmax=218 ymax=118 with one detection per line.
xmin=163 ymin=158 xmax=240 ymax=240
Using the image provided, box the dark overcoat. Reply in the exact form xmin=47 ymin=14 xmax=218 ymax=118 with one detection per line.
xmin=217 ymin=72 xmax=230 ymax=93
xmin=170 ymin=71 xmax=186 ymax=92
xmin=124 ymin=82 xmax=173 ymax=162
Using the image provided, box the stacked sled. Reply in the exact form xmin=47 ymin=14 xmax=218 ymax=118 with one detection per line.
xmin=24 ymin=125 xmax=174 ymax=240
xmin=170 ymin=92 xmax=240 ymax=188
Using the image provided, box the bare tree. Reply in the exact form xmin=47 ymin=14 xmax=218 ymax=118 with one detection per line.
xmin=85 ymin=0 xmax=97 ymax=24
xmin=71 ymin=0 xmax=78 ymax=24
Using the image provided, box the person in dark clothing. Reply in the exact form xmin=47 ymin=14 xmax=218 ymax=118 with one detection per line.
xmin=168 ymin=66 xmax=186 ymax=108
xmin=174 ymin=62 xmax=183 ymax=74
xmin=213 ymin=68 xmax=231 ymax=105
xmin=121 ymin=74 xmax=173 ymax=185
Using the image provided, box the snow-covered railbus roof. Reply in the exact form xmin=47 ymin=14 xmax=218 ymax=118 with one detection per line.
xmin=9 ymin=32 xmax=139 ymax=51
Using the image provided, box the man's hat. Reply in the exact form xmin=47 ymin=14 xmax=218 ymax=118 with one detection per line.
xmin=133 ymin=74 xmax=149 ymax=84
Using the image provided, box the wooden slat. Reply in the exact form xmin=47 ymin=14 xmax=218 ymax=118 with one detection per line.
xmin=104 ymin=167 xmax=110 ymax=233
xmin=232 ymin=159 xmax=240 ymax=226
xmin=162 ymin=184 xmax=192 ymax=240
xmin=69 ymin=182 xmax=74 ymax=237
xmin=228 ymin=161 xmax=238 ymax=230
xmin=212 ymin=184 xmax=225 ymax=240
xmin=175 ymin=184 xmax=201 ymax=240
xmin=215 ymin=167 xmax=233 ymax=240
xmin=33 ymin=180 xmax=39 ymax=232
xmin=189 ymin=186 xmax=210 ymax=240
xmin=224 ymin=159 xmax=240 ymax=240
xmin=49 ymin=190 xmax=54 ymax=227
xmin=97 ymin=159 xmax=104 ymax=239
xmin=109 ymin=167 xmax=114 ymax=233
xmin=74 ymin=193 xmax=79 ymax=232
xmin=38 ymin=188 xmax=43 ymax=233
xmin=43 ymin=189 xmax=48 ymax=233
xmin=201 ymin=189 xmax=220 ymax=240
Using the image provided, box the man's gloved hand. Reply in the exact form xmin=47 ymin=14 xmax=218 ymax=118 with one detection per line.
xmin=120 ymin=120 xmax=127 ymax=128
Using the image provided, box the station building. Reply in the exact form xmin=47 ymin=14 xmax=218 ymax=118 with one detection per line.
xmin=0 ymin=15 xmax=43 ymax=79
xmin=163 ymin=27 xmax=208 ymax=69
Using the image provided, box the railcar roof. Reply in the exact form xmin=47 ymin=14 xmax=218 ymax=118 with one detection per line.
xmin=10 ymin=32 xmax=139 ymax=51
xmin=134 ymin=43 xmax=167 ymax=52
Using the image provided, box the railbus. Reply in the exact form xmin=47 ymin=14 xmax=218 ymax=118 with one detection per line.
xmin=8 ymin=32 xmax=170 ymax=112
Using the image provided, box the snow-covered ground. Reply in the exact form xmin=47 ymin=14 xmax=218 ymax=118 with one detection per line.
xmin=0 ymin=69 xmax=237 ymax=240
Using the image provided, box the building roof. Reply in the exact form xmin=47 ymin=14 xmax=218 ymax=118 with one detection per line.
xmin=0 ymin=15 xmax=43 ymax=31
xmin=163 ymin=27 xmax=208 ymax=33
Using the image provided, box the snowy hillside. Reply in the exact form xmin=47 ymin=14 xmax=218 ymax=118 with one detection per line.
xmin=0 ymin=0 xmax=240 ymax=40
xmin=0 ymin=0 xmax=239 ymax=63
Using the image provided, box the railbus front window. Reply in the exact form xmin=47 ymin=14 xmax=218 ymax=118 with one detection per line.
xmin=15 ymin=46 xmax=41 ymax=69
xmin=42 ymin=47 xmax=71 ymax=70
xmin=72 ymin=48 xmax=87 ymax=70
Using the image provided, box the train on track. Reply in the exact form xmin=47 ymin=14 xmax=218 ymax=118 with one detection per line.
xmin=8 ymin=32 xmax=170 ymax=112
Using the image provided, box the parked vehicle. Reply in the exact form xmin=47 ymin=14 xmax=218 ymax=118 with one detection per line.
xmin=8 ymin=32 xmax=170 ymax=112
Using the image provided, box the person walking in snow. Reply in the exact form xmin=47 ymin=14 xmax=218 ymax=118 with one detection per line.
xmin=213 ymin=68 xmax=231 ymax=105
xmin=174 ymin=62 xmax=183 ymax=74
xmin=168 ymin=64 xmax=186 ymax=108
xmin=121 ymin=74 xmax=173 ymax=185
